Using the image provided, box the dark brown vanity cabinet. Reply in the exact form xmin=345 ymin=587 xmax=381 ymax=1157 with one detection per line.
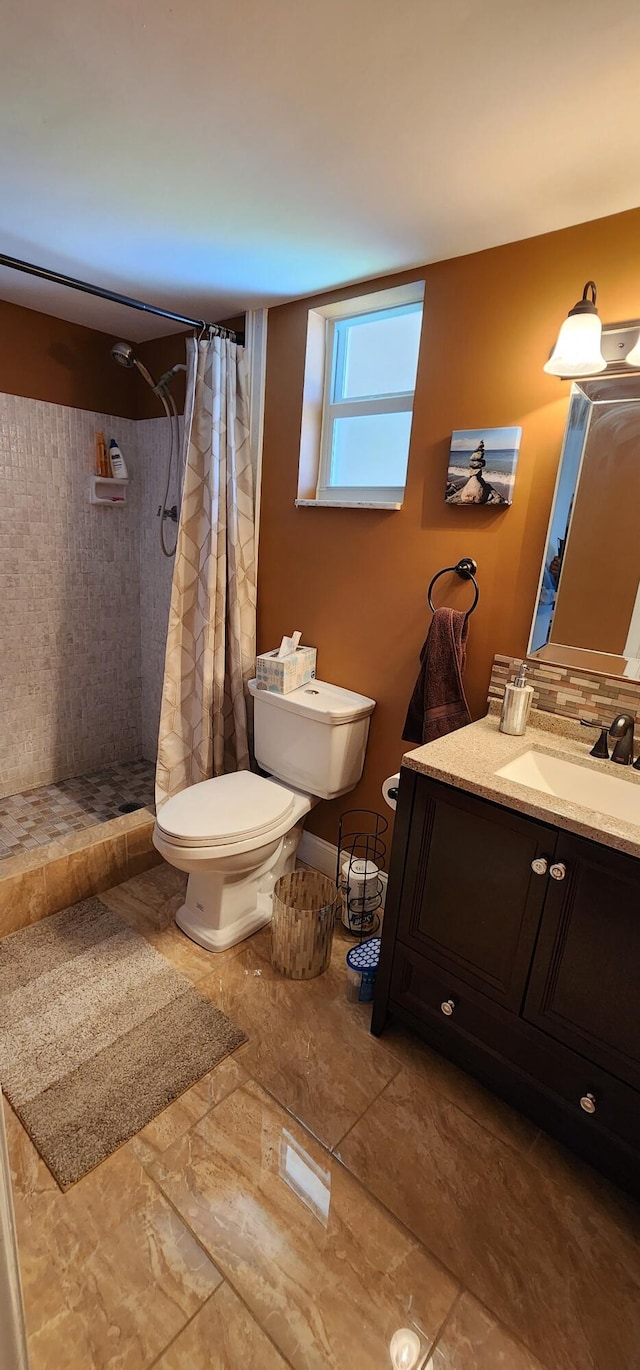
xmin=372 ymin=769 xmax=640 ymax=1196
xmin=395 ymin=780 xmax=553 ymax=1012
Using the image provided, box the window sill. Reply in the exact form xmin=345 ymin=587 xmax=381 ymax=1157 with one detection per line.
xmin=295 ymin=498 xmax=403 ymax=510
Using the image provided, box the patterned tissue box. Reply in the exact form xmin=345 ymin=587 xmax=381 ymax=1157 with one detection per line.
xmin=255 ymin=646 xmax=317 ymax=694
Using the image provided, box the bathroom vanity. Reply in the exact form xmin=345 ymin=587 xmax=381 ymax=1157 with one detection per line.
xmin=372 ymin=713 xmax=640 ymax=1197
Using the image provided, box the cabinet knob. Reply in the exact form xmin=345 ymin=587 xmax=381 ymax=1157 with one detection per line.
xmin=580 ymin=1092 xmax=597 ymax=1115
xmin=531 ymin=857 xmax=548 ymax=876
xmin=550 ymin=862 xmax=567 ymax=881
xmin=440 ymin=999 xmax=455 ymax=1017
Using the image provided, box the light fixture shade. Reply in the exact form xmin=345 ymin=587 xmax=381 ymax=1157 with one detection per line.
xmin=543 ymin=311 xmax=606 ymax=377
xmin=544 ymin=281 xmax=606 ymax=377
xmin=625 ymin=333 xmax=640 ymax=368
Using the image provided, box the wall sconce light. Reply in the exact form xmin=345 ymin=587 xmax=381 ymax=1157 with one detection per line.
xmin=543 ymin=281 xmax=607 ymax=377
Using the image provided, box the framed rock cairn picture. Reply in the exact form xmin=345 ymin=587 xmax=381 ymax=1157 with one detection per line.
xmin=446 ymin=426 xmax=522 ymax=505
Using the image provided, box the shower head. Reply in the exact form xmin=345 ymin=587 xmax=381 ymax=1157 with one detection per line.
xmin=111 ymin=340 xmax=136 ymax=368
xmin=111 ymin=340 xmax=159 ymax=392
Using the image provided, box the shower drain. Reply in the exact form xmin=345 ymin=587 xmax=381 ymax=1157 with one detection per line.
xmin=117 ymin=802 xmax=144 ymax=815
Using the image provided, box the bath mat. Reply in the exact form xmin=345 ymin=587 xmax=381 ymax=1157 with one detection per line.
xmin=0 ymin=897 xmax=247 ymax=1188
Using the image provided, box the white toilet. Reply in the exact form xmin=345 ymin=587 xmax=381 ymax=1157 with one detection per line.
xmin=153 ymin=678 xmax=375 ymax=952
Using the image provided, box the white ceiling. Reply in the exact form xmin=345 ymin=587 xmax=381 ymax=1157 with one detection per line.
xmin=2 ymin=0 xmax=640 ymax=340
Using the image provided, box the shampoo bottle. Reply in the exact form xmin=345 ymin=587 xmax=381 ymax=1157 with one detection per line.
xmin=95 ymin=431 xmax=109 ymax=477
xmin=499 ymin=663 xmax=534 ymax=736
xmin=109 ymin=439 xmax=128 ymax=480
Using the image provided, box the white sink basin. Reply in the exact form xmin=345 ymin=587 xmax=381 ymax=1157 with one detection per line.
xmin=495 ymin=749 xmax=640 ymax=825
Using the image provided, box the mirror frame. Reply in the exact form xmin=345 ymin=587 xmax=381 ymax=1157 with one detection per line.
xmin=528 ymin=372 xmax=640 ymax=681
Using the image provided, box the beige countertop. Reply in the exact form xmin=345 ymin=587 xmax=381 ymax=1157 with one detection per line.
xmin=402 ymin=705 xmax=640 ymax=860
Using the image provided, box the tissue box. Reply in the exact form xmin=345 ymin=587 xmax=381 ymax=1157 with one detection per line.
xmin=255 ymin=646 xmax=317 ymax=694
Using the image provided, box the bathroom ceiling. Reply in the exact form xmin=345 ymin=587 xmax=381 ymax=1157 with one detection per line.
xmin=2 ymin=0 xmax=640 ymax=340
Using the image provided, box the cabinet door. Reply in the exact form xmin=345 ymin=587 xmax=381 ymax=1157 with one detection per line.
xmin=397 ymin=776 xmax=555 ymax=1011
xmin=524 ymin=832 xmax=640 ymax=1091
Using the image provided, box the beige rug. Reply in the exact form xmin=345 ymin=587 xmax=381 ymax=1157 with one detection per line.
xmin=0 ymin=897 xmax=247 ymax=1188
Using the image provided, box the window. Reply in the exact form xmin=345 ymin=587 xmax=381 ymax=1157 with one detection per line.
xmin=297 ymin=282 xmax=424 ymax=509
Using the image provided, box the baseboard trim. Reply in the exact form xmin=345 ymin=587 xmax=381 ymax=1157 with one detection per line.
xmin=299 ymin=831 xmax=387 ymax=906
xmin=298 ymin=831 xmax=338 ymax=878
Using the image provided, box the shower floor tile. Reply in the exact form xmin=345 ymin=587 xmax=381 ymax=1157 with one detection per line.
xmin=0 ymin=760 xmax=155 ymax=860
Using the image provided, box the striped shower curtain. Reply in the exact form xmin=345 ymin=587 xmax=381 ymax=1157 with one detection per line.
xmin=155 ymin=334 xmax=257 ymax=806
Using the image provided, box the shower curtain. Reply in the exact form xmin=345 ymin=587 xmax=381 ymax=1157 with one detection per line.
xmin=155 ymin=334 xmax=256 ymax=806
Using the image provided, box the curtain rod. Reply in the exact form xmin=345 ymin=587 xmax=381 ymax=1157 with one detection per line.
xmin=0 ymin=252 xmax=236 ymax=339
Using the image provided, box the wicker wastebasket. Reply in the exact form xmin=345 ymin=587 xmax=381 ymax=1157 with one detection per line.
xmin=271 ymin=869 xmax=338 ymax=979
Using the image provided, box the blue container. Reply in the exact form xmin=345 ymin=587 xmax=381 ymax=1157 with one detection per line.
xmin=345 ymin=936 xmax=381 ymax=1003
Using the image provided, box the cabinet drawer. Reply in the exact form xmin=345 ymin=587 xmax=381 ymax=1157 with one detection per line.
xmin=509 ymin=1024 xmax=640 ymax=1148
xmin=389 ymin=941 xmax=515 ymax=1057
xmin=390 ymin=942 xmax=640 ymax=1151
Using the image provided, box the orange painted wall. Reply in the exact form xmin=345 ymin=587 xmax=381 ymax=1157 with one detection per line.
xmin=0 ymin=297 xmax=138 ymax=416
xmin=0 ymin=297 xmax=245 ymax=419
xmin=257 ymin=206 xmax=640 ymax=845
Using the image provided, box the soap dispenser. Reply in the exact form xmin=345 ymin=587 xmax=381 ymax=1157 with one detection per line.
xmin=500 ymin=662 xmax=534 ymax=736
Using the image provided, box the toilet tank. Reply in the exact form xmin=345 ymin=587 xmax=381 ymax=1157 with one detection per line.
xmin=248 ymin=679 xmax=375 ymax=800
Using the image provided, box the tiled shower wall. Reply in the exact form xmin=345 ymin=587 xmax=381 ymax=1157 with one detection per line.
xmin=0 ymin=395 xmax=177 ymax=799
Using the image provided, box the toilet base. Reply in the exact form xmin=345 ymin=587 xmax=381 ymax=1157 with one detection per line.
xmin=176 ymin=896 xmax=272 ymax=952
xmin=175 ymin=822 xmax=304 ymax=953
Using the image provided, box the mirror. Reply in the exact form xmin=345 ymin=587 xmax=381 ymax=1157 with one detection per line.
xmin=529 ymin=375 xmax=640 ymax=679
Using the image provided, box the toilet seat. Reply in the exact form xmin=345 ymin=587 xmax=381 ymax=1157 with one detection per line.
xmin=155 ymin=771 xmax=295 ymax=848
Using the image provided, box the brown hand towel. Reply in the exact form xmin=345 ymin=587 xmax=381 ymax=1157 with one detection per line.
xmin=402 ymin=607 xmax=471 ymax=745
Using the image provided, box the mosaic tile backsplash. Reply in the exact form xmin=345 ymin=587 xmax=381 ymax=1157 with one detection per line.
xmin=489 ymin=654 xmax=640 ymax=722
xmin=0 ymin=395 xmax=176 ymax=798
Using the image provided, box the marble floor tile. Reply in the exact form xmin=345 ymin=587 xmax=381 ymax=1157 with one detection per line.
xmin=3 ymin=857 xmax=635 ymax=1370
xmin=336 ymin=1067 xmax=640 ymax=1370
xmin=99 ymin=863 xmax=188 ymax=932
xmin=429 ymin=1293 xmax=546 ymax=1369
xmin=147 ymin=1077 xmax=459 ymax=1369
xmin=42 ymin=834 xmax=129 ymax=914
xmin=154 ymin=1282 xmax=291 ymax=1369
xmin=145 ymin=920 xmax=248 ymax=979
xmin=524 ymin=1127 xmax=640 ymax=1271
xmin=378 ymin=1021 xmax=540 ymax=1157
xmin=124 ymin=818 xmax=162 ymax=879
xmin=6 ymin=1102 xmax=222 ymax=1370
xmin=0 ymin=863 xmax=47 ymax=934
xmin=197 ymin=943 xmax=400 ymax=1149
xmin=131 ymin=1057 xmax=249 ymax=1167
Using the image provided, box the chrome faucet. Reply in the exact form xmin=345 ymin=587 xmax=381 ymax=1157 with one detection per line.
xmin=608 ymin=713 xmax=635 ymax=766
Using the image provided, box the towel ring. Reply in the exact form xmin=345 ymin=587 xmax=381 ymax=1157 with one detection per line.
xmin=427 ymin=557 xmax=479 ymax=619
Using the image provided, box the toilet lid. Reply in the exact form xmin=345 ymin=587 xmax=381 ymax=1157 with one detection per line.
xmin=155 ymin=771 xmax=295 ymax=847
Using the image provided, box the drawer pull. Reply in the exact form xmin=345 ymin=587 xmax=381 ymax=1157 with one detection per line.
xmin=580 ymin=1092 xmax=597 ymax=1115
xmin=550 ymin=862 xmax=567 ymax=881
xmin=531 ymin=857 xmax=548 ymax=876
xmin=440 ymin=998 xmax=455 ymax=1017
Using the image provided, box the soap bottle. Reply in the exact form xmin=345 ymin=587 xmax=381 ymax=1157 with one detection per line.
xmin=499 ymin=662 xmax=534 ymax=736
xmin=108 ymin=439 xmax=128 ymax=480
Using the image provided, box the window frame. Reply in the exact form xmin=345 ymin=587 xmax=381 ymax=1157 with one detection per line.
xmin=315 ymin=293 xmax=424 ymax=506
